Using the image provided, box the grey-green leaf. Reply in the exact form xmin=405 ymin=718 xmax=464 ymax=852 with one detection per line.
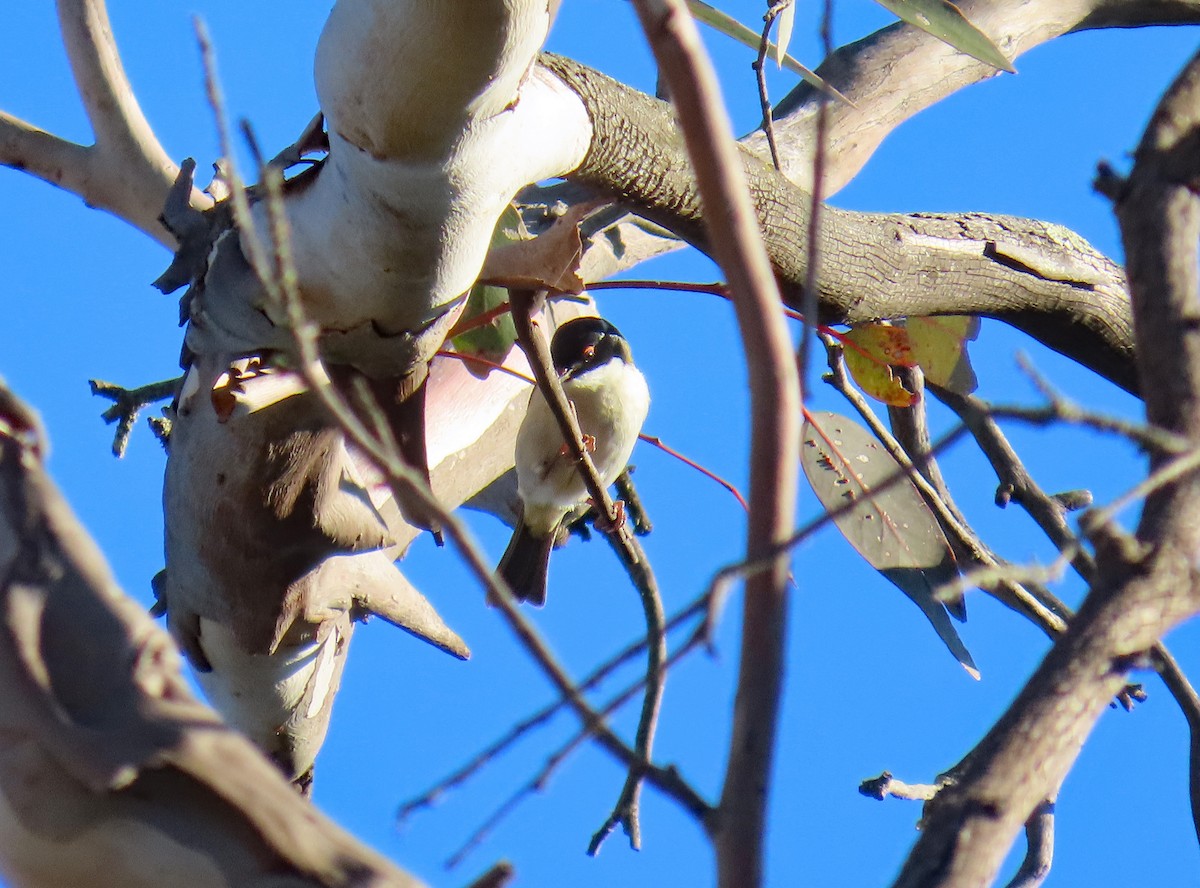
xmin=686 ymin=0 xmax=852 ymax=105
xmin=873 ymin=0 xmax=1015 ymax=73
xmin=801 ymin=411 xmax=979 ymax=678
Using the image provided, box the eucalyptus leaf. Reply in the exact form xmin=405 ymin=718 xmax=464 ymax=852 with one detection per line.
xmin=907 ymin=315 xmax=980 ymax=394
xmin=685 ymin=0 xmax=852 ymax=105
xmin=773 ymin=3 xmax=795 ymax=68
xmin=873 ymin=0 xmax=1015 ymax=73
xmin=452 ymin=205 xmax=526 ymax=359
xmin=801 ymin=411 xmax=978 ymax=677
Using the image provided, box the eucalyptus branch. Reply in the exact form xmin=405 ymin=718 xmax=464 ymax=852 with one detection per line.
xmin=0 ymin=0 xmax=210 ymax=242
xmin=894 ymin=46 xmax=1200 ymax=887
xmin=626 ymin=6 xmax=800 ymax=886
xmin=196 ymin=15 xmax=708 ymax=836
xmin=934 ymin=388 xmax=1200 ymax=718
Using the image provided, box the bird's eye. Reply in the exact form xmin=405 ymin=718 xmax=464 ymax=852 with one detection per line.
xmin=583 ymin=344 xmax=596 ymax=359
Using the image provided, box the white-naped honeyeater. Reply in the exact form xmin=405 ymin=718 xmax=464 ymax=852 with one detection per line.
xmin=496 ymin=316 xmax=650 ymax=605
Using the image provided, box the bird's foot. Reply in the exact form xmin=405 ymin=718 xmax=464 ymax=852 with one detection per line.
xmin=558 ymin=434 xmax=597 ymax=457
xmin=591 ymin=499 xmax=627 ymax=533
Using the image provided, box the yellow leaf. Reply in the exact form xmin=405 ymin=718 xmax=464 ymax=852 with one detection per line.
xmin=843 ymin=323 xmax=915 ymax=367
xmin=908 ymin=316 xmax=980 ymax=394
xmin=844 ymin=344 xmax=918 ymax=407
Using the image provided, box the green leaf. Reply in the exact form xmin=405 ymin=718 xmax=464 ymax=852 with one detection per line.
xmin=800 ymin=411 xmax=978 ymax=678
xmin=686 ymin=0 xmax=852 ymax=105
xmin=451 ymin=205 xmax=526 ymax=359
xmin=907 ymin=315 xmax=980 ymax=394
xmin=873 ymin=0 xmax=1015 ymax=73
xmin=773 ymin=3 xmax=795 ymax=69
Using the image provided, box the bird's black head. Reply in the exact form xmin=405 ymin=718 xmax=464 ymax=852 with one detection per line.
xmin=550 ymin=316 xmax=633 ymax=379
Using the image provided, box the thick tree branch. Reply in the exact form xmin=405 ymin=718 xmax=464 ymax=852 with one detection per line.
xmin=0 ymin=384 xmax=424 ymax=888
xmin=541 ymin=55 xmax=1139 ymax=393
xmin=0 ymin=0 xmax=210 ymax=243
xmin=753 ymin=0 xmax=1200 ymax=193
xmin=892 ymin=47 xmax=1200 ymax=888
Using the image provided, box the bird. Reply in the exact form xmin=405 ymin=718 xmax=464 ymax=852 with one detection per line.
xmin=496 ymin=315 xmax=650 ymax=606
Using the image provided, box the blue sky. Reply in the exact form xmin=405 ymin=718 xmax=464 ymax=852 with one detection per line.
xmin=2 ymin=3 xmax=1199 ymax=886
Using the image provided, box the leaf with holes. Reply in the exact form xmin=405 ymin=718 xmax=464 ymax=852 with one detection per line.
xmin=801 ymin=411 xmax=978 ymax=678
xmin=908 ymin=315 xmax=980 ymax=394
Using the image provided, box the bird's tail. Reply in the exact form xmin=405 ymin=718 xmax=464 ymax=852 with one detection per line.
xmin=493 ymin=522 xmax=556 ymax=607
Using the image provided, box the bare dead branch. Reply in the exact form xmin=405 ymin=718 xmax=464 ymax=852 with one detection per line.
xmin=447 ymin=631 xmax=707 ymax=869
xmin=1005 ymin=799 xmax=1055 ymax=888
xmin=89 ymin=376 xmax=180 ymax=457
xmin=397 ymin=597 xmax=705 ymax=826
xmin=858 ymin=772 xmax=941 ymax=802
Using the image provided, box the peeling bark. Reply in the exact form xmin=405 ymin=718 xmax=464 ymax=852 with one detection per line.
xmin=0 ymin=384 xmax=424 ymax=888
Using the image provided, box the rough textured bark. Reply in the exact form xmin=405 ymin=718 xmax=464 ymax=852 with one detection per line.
xmin=540 ymin=55 xmax=1140 ymax=393
xmin=892 ymin=47 xmax=1200 ymax=887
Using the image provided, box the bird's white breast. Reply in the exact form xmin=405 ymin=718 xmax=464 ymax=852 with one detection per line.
xmin=516 ymin=360 xmax=649 ymax=534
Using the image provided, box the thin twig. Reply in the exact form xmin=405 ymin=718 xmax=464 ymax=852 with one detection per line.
xmin=858 ymin=772 xmax=942 ymax=802
xmin=753 ymin=7 xmax=783 ymax=170
xmin=1005 ymin=799 xmax=1055 ymax=888
xmin=89 ymin=376 xmax=181 ymax=456
xmin=795 ymin=0 xmax=833 ymax=391
xmin=506 ymin=289 xmax=667 ymax=852
xmin=398 ymin=598 xmax=705 ymax=824
xmin=446 ymin=633 xmax=708 ymax=869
